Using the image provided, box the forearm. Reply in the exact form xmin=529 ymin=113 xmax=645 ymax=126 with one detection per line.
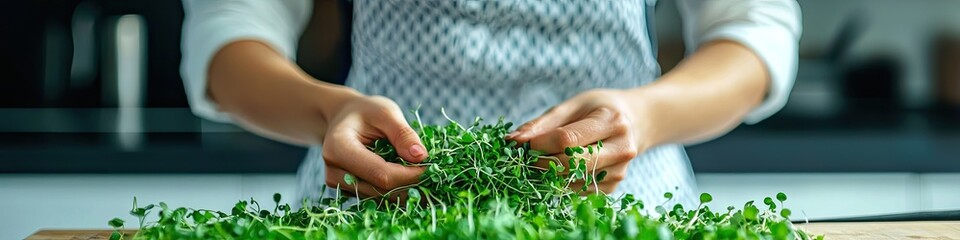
xmin=628 ymin=40 xmax=769 ymax=147
xmin=208 ymin=40 xmax=360 ymax=146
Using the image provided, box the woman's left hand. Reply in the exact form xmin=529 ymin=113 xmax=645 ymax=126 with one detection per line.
xmin=507 ymin=89 xmax=653 ymax=194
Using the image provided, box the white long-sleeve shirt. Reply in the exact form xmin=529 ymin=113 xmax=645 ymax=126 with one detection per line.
xmin=181 ymin=0 xmax=801 ymax=207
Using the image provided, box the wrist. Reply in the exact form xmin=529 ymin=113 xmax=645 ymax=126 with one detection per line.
xmin=622 ymin=86 xmax=669 ymax=151
xmin=302 ymin=81 xmax=364 ymax=125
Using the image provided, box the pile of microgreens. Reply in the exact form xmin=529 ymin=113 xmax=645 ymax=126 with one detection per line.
xmin=109 ymin=111 xmax=822 ymax=240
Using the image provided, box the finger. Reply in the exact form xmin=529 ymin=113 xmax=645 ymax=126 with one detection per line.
xmin=528 ymin=107 xmax=621 ymax=155
xmin=326 ymin=166 xmax=410 ymax=200
xmin=534 ymin=137 xmax=636 ymax=173
xmin=509 ymin=104 xmax=579 ymax=142
xmin=373 ymin=109 xmax=428 ymax=163
xmin=324 ymin=131 xmax=425 ymax=190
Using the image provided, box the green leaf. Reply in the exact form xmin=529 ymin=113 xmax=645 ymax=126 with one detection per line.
xmin=744 ymin=205 xmax=759 ymax=221
xmin=655 ymin=206 xmax=667 ymax=215
xmin=699 ymin=193 xmax=713 ymax=204
xmin=781 ymin=208 xmax=792 ymax=218
xmin=459 ymin=133 xmax=475 ymax=142
xmin=595 ymin=170 xmax=608 ymax=182
xmin=109 ymin=231 xmax=122 ymax=240
xmin=777 ymin=192 xmax=788 ymax=202
xmin=574 ymin=146 xmax=584 ymax=154
xmin=408 ymin=188 xmax=421 ymax=200
xmin=343 ymin=173 xmax=356 ymax=185
xmin=620 ymin=195 xmax=636 ymax=209
xmin=528 ymin=149 xmax=545 ymax=157
xmin=663 ymin=192 xmax=673 ymax=199
xmin=192 ymin=211 xmax=209 ymax=224
xmin=108 ymin=218 xmax=125 ymax=228
xmin=564 ymin=147 xmax=575 ymax=156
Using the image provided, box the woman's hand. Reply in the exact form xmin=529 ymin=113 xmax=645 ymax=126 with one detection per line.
xmin=508 ymin=89 xmax=653 ymax=194
xmin=207 ymin=41 xmax=429 ymax=199
xmin=507 ymin=41 xmax=773 ymax=194
xmin=321 ymin=95 xmax=429 ymax=199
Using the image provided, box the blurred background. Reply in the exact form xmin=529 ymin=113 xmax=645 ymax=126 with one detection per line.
xmin=2 ymin=0 xmax=960 ymax=238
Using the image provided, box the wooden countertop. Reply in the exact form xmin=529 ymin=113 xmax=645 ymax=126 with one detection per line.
xmin=26 ymin=230 xmax=134 ymax=240
xmin=798 ymin=221 xmax=960 ymax=240
xmin=26 ymin=221 xmax=960 ymax=240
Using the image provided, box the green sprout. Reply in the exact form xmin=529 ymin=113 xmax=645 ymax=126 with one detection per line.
xmin=109 ymin=112 xmax=819 ymax=240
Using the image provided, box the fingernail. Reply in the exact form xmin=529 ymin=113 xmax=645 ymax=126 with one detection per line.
xmin=506 ymin=131 xmax=519 ymax=139
xmin=409 ymin=144 xmax=426 ymax=158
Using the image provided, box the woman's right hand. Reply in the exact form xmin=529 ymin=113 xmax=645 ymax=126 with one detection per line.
xmin=205 ymin=41 xmax=426 ymax=198
xmin=321 ymin=95 xmax=428 ymax=199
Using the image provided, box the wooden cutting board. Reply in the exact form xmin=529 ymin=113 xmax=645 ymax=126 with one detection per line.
xmin=798 ymin=221 xmax=960 ymax=240
xmin=26 ymin=222 xmax=960 ymax=240
xmin=26 ymin=230 xmax=134 ymax=240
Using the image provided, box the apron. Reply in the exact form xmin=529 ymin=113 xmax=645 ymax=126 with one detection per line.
xmin=297 ymin=0 xmax=697 ymax=209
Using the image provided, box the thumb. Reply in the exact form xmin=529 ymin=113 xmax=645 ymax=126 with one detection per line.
xmin=376 ymin=116 xmax=428 ymax=163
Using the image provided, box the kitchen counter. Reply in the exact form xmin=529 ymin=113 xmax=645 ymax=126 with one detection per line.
xmin=27 ymin=230 xmax=133 ymax=240
xmin=799 ymin=221 xmax=960 ymax=239
xmin=25 ymin=221 xmax=960 ymax=239
xmin=0 ymin=108 xmax=305 ymax=173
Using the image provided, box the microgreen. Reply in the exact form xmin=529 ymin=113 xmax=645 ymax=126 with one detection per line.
xmin=109 ymin=112 xmax=820 ymax=240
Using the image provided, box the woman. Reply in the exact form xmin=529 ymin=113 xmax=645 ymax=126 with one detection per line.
xmin=181 ymin=0 xmax=801 ymax=207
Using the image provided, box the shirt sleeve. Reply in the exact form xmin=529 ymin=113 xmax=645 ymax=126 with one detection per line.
xmin=677 ymin=0 xmax=802 ymax=124
xmin=180 ymin=0 xmax=311 ymax=122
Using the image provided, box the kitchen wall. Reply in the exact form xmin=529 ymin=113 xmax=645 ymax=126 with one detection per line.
xmin=3 ymin=173 xmax=960 ymax=239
